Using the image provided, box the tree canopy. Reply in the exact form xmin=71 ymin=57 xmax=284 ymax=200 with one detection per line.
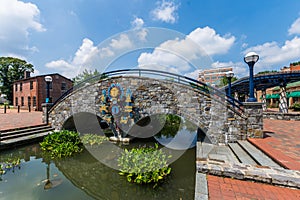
xmin=72 ymin=69 xmax=107 ymax=85
xmin=218 ymin=75 xmax=238 ymax=87
xmin=0 ymin=57 xmax=34 ymax=103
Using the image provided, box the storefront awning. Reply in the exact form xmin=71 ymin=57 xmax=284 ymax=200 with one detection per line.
xmin=288 ymin=91 xmax=300 ymax=98
xmin=266 ymin=94 xmax=280 ymax=99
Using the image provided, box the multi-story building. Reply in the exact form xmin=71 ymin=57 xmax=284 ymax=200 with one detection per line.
xmin=13 ymin=73 xmax=73 ymax=111
xmin=198 ymin=67 xmax=233 ymax=86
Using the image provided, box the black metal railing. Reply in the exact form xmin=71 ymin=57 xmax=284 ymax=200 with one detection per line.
xmin=51 ymin=69 xmax=245 ymax=114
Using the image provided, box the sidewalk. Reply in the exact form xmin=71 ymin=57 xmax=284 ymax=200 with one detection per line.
xmin=0 ymin=108 xmax=43 ymax=131
xmin=207 ymin=118 xmax=300 ymax=200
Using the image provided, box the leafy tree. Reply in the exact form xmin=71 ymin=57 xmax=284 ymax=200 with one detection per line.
xmin=0 ymin=57 xmax=34 ymax=103
xmin=73 ymin=69 xmax=107 ymax=85
xmin=219 ymin=76 xmax=238 ymax=87
xmin=257 ymin=70 xmax=278 ymax=75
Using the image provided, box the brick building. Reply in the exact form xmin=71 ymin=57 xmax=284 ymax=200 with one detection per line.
xmin=198 ymin=67 xmax=233 ymax=86
xmin=13 ymin=73 xmax=73 ymax=111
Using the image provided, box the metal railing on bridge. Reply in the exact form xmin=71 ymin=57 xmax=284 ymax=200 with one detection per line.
xmin=51 ymin=69 xmax=245 ymax=115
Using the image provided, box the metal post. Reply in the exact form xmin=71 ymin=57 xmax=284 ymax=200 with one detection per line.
xmin=4 ymin=104 xmax=6 ymax=113
xmin=18 ymin=105 xmax=20 ymax=113
xmin=247 ymin=62 xmax=257 ymax=102
xmin=46 ymin=82 xmax=50 ymax=103
xmin=227 ymin=77 xmax=232 ymax=98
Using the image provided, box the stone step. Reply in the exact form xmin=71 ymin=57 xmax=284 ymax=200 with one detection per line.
xmin=237 ymin=140 xmax=283 ymax=168
xmin=228 ymin=143 xmax=258 ymax=165
xmin=0 ymin=131 xmax=52 ymax=150
xmin=1 ymin=127 xmax=54 ymax=140
xmin=0 ymin=124 xmax=50 ymax=137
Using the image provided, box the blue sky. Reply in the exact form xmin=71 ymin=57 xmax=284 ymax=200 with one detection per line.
xmin=1 ymin=0 xmax=300 ymax=79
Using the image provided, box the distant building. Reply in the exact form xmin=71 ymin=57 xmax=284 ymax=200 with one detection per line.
xmin=13 ymin=72 xmax=73 ymax=111
xmin=198 ymin=67 xmax=233 ymax=86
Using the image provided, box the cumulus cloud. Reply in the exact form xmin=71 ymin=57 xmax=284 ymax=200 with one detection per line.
xmin=0 ymin=0 xmax=45 ymax=56
xmin=46 ymin=38 xmax=99 ymax=78
xmin=131 ymin=17 xmax=147 ymax=41
xmin=288 ymin=17 xmax=300 ymax=35
xmin=151 ymin=0 xmax=179 ymax=23
xmin=131 ymin=17 xmax=144 ymax=29
xmin=137 ymin=26 xmax=235 ymax=75
xmin=109 ymin=34 xmax=133 ymax=50
xmin=244 ymin=36 xmax=300 ymax=70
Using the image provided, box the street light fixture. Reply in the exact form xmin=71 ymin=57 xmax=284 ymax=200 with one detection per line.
xmin=244 ymin=52 xmax=259 ymax=102
xmin=226 ymin=71 xmax=234 ymax=98
xmin=45 ymin=76 xmax=52 ymax=103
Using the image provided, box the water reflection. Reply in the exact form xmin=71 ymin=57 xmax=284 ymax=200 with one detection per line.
xmin=0 ymin=143 xmax=195 ymax=200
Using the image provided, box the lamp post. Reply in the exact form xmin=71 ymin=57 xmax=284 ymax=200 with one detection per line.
xmin=44 ymin=76 xmax=52 ymax=103
xmin=244 ymin=52 xmax=259 ymax=102
xmin=226 ymin=71 xmax=234 ymax=98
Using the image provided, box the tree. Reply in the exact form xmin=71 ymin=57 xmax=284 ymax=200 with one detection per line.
xmin=72 ymin=69 xmax=107 ymax=85
xmin=257 ymin=70 xmax=278 ymax=75
xmin=0 ymin=57 xmax=34 ymax=103
xmin=219 ymin=75 xmax=238 ymax=87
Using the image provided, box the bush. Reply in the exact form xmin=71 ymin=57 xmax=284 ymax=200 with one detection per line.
xmin=291 ymin=102 xmax=300 ymax=111
xmin=0 ymin=158 xmax=21 ymax=175
xmin=118 ymin=143 xmax=172 ymax=187
xmin=40 ymin=130 xmax=83 ymax=158
xmin=81 ymin=134 xmax=109 ymax=145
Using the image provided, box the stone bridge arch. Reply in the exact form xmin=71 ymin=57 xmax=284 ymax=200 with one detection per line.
xmin=47 ymin=73 xmax=256 ymax=144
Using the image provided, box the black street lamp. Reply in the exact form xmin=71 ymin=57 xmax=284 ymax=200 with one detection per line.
xmin=244 ymin=52 xmax=259 ymax=102
xmin=45 ymin=76 xmax=52 ymax=103
xmin=226 ymin=71 xmax=234 ymax=98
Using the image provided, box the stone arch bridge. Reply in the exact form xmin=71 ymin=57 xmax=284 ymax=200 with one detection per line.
xmin=44 ymin=69 xmax=263 ymax=144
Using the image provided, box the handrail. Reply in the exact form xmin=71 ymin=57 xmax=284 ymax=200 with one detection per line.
xmin=51 ymin=69 xmax=244 ymax=114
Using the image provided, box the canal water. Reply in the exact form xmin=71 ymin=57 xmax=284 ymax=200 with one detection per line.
xmin=0 ymin=131 xmax=196 ymax=199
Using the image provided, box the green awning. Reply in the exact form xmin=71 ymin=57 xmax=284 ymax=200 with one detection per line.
xmin=265 ymin=94 xmax=272 ymax=99
xmin=288 ymin=91 xmax=300 ymax=98
xmin=270 ymin=94 xmax=280 ymax=99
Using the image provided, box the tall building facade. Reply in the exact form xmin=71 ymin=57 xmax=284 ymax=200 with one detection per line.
xmin=198 ymin=67 xmax=233 ymax=86
xmin=13 ymin=73 xmax=73 ymax=111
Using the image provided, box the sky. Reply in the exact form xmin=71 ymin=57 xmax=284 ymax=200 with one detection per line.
xmin=1 ymin=0 xmax=300 ymax=79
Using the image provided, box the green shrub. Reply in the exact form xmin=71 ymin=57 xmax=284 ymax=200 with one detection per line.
xmin=118 ymin=143 xmax=172 ymax=187
xmin=291 ymin=102 xmax=300 ymax=111
xmin=0 ymin=158 xmax=21 ymax=175
xmin=81 ymin=134 xmax=109 ymax=145
xmin=40 ymin=130 xmax=83 ymax=158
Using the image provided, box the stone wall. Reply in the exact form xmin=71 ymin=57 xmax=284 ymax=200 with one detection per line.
xmin=263 ymin=112 xmax=300 ymax=121
xmin=46 ymin=76 xmax=261 ymax=144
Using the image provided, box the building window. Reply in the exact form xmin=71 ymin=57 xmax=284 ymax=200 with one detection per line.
xmin=33 ymin=96 xmax=37 ymax=107
xmin=28 ymin=96 xmax=31 ymax=106
xmin=15 ymin=97 xmax=18 ymax=106
xmin=20 ymin=83 xmax=23 ymax=91
xmin=30 ymin=81 xmax=33 ymax=90
xmin=15 ymin=84 xmax=18 ymax=91
xmin=21 ymin=97 xmax=24 ymax=106
xmin=61 ymin=82 xmax=67 ymax=90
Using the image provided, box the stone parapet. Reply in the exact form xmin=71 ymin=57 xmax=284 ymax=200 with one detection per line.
xmin=243 ymin=102 xmax=264 ymax=138
xmin=263 ymin=112 xmax=300 ymax=121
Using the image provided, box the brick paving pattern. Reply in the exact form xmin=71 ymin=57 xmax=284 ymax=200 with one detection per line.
xmin=0 ymin=108 xmax=43 ymax=131
xmin=208 ymin=175 xmax=300 ymax=200
xmin=208 ymin=118 xmax=300 ymax=199
xmin=249 ymin=119 xmax=300 ymax=170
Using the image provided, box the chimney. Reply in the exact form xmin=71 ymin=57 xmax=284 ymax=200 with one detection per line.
xmin=24 ymin=71 xmax=31 ymax=79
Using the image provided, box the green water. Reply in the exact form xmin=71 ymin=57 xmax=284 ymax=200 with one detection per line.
xmin=0 ymin=143 xmax=195 ymax=200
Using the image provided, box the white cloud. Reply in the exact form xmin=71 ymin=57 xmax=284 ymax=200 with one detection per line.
xmin=0 ymin=0 xmax=45 ymax=56
xmin=46 ymin=38 xmax=99 ymax=78
xmin=244 ymin=36 xmax=300 ymax=69
xmin=131 ymin=17 xmax=144 ymax=29
xmin=151 ymin=0 xmax=179 ymax=24
xmin=109 ymin=34 xmax=133 ymax=50
xmin=137 ymin=26 xmax=235 ymax=75
xmin=288 ymin=17 xmax=300 ymax=35
xmin=188 ymin=27 xmax=235 ymax=56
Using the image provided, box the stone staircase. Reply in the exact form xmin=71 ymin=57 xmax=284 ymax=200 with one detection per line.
xmin=0 ymin=124 xmax=54 ymax=150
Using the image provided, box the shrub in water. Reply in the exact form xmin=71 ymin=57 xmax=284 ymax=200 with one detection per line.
xmin=118 ymin=143 xmax=172 ymax=187
xmin=40 ymin=130 xmax=83 ymax=158
xmin=81 ymin=134 xmax=109 ymax=145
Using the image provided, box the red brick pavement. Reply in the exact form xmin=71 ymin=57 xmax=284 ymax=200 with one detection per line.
xmin=208 ymin=118 xmax=300 ymax=199
xmin=208 ymin=175 xmax=300 ymax=200
xmin=248 ymin=119 xmax=300 ymax=170
xmin=0 ymin=108 xmax=43 ymax=131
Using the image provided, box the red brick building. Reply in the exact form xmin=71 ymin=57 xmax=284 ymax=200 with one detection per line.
xmin=13 ymin=73 xmax=73 ymax=111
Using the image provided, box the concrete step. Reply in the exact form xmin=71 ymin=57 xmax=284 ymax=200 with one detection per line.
xmin=228 ymin=143 xmax=258 ymax=165
xmin=237 ymin=140 xmax=283 ymax=168
xmin=0 ymin=131 xmax=52 ymax=150
xmin=0 ymin=124 xmax=50 ymax=137
xmin=0 ymin=127 xmax=54 ymax=140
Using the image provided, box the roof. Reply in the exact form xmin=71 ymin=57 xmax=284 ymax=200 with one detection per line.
xmin=13 ymin=73 xmax=73 ymax=83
